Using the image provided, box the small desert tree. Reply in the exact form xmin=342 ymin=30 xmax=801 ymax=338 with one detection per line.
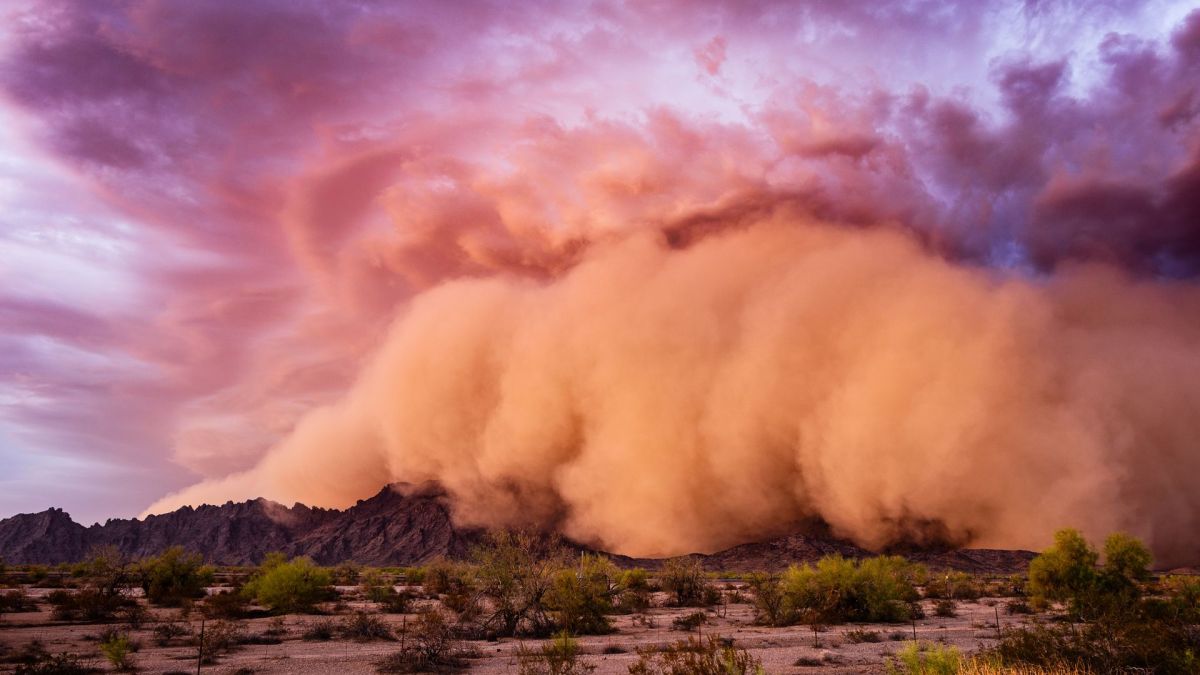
xmin=473 ymin=531 xmax=570 ymax=637
xmin=137 ymin=546 xmax=213 ymax=606
xmin=660 ymin=557 xmax=712 ymax=607
xmin=1028 ymin=528 xmax=1098 ymax=610
xmin=241 ymin=554 xmax=333 ymax=614
xmin=1102 ymin=532 xmax=1153 ymax=585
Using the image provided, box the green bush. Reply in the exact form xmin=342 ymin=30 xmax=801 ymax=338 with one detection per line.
xmin=758 ymin=555 xmax=924 ymax=625
xmin=98 ymin=632 xmax=134 ymax=671
xmin=1101 ymin=532 xmax=1152 ymax=586
xmin=1027 ymin=529 xmax=1097 ymax=611
xmin=137 ymin=546 xmax=213 ymax=606
xmin=617 ymin=569 xmax=653 ymax=613
xmin=545 ymin=554 xmax=619 ymax=635
xmin=241 ymin=555 xmax=333 ymax=614
xmin=1029 ymin=529 xmax=1155 ymax=618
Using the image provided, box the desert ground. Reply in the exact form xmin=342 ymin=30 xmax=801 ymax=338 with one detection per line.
xmin=0 ymin=582 xmax=1025 ymax=674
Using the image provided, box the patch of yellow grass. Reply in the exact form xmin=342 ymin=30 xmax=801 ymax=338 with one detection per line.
xmin=957 ymin=660 xmax=1094 ymax=675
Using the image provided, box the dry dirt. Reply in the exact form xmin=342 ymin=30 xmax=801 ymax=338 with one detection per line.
xmin=0 ymin=586 xmax=1031 ymax=674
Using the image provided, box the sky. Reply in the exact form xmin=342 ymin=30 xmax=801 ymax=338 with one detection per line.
xmin=1 ymin=0 xmax=1199 ymax=550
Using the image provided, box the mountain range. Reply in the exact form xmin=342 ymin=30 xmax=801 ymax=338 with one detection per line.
xmin=0 ymin=482 xmax=1035 ymax=574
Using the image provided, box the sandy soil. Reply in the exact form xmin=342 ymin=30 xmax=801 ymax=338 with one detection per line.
xmin=0 ymin=589 xmax=1028 ymax=674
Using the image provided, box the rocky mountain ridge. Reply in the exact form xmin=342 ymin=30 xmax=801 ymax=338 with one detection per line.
xmin=0 ymin=483 xmax=1035 ymax=573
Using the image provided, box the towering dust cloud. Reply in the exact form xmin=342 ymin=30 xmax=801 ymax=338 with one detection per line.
xmin=149 ymin=213 xmax=1200 ymax=566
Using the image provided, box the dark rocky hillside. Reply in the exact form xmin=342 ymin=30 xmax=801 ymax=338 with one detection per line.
xmin=0 ymin=482 xmax=1034 ymax=573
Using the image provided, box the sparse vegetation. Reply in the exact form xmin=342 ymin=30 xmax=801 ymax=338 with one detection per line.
xmin=627 ymin=635 xmax=763 ymax=675
xmin=516 ymin=631 xmax=596 ymax=675
xmin=340 ymin=611 xmax=395 ymax=641
xmin=924 ymin=571 xmax=983 ymax=600
xmin=845 ymin=628 xmax=882 ymax=643
xmin=377 ymin=607 xmax=467 ymax=673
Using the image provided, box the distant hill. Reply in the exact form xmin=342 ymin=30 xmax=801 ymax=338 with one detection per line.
xmin=0 ymin=482 xmax=1035 ymax=574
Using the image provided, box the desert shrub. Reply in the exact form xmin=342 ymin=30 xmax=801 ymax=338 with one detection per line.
xmin=333 ymin=561 xmax=362 ymax=585
xmin=988 ymin=604 xmax=1200 ymax=675
xmin=49 ymin=547 xmax=138 ymax=622
xmin=302 ymin=618 xmax=338 ymax=641
xmin=1005 ymin=600 xmax=1033 ymax=615
xmin=203 ymin=589 xmax=249 ymax=618
xmin=361 ymin=568 xmax=411 ymax=612
xmin=627 ymin=635 xmax=763 ymax=675
xmin=1029 ymin=529 xmax=1156 ymax=619
xmin=377 ymin=608 xmax=466 ymax=673
xmin=747 ymin=572 xmax=787 ymax=626
xmin=196 ymin=619 xmax=245 ymax=664
xmin=616 ymin=569 xmax=652 ymax=613
xmin=241 ymin=555 xmax=333 ymax=614
xmin=671 ymin=611 xmax=708 ymax=631
xmin=660 ymin=558 xmax=712 ymax=607
xmin=341 ymin=611 xmax=395 ymax=641
xmin=423 ymin=559 xmax=473 ymax=596
xmin=545 ymin=554 xmax=619 ymax=635
xmin=26 ymin=565 xmax=50 ymax=585
xmin=603 ymin=645 xmax=627 ymax=654
xmin=934 ymin=599 xmax=957 ymax=617
xmin=0 ymin=588 xmax=38 ymax=613
xmin=118 ymin=602 xmax=150 ymax=629
xmin=516 ymin=631 xmax=596 ymax=675
xmin=924 ymin=571 xmax=983 ymax=600
xmin=47 ymin=589 xmax=135 ymax=622
xmin=845 ymin=629 xmax=882 ymax=643
xmin=361 ymin=568 xmax=392 ymax=600
xmin=98 ymin=633 xmax=134 ymax=671
xmin=400 ymin=566 xmax=426 ymax=586
xmin=137 ymin=547 xmax=213 ymax=606
xmin=887 ymin=641 xmax=961 ymax=675
xmin=10 ymin=650 xmax=97 ymax=675
xmin=472 ymin=531 xmax=571 ymax=637
xmin=770 ymin=555 xmax=924 ymax=625
xmin=152 ymin=620 xmax=191 ymax=646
